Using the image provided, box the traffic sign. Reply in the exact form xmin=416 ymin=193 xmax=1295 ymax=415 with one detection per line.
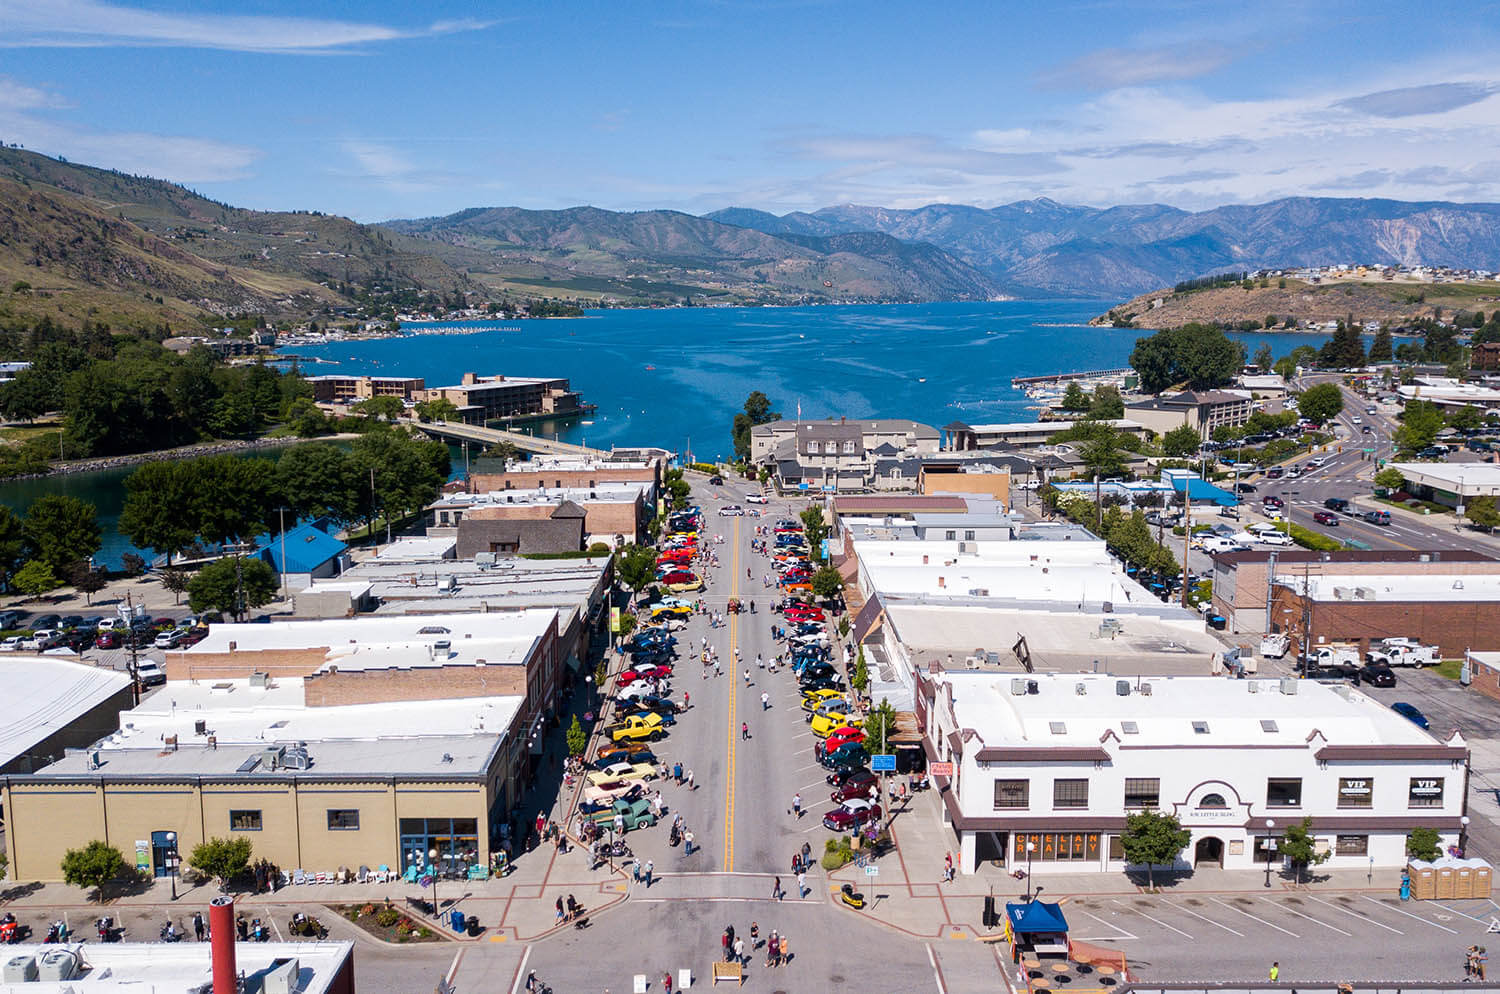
xmin=871 ymin=754 xmax=897 ymax=772
xmin=865 ymin=864 xmax=880 ymax=877
xmin=929 ymin=762 xmax=954 ymax=777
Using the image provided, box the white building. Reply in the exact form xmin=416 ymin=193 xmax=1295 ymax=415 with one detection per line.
xmin=919 ymin=672 xmax=1467 ymax=875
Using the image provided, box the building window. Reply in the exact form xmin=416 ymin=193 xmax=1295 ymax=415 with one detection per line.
xmin=946 ymin=530 xmax=956 ymax=540
xmin=1253 ymin=836 xmax=1279 ymax=863
xmin=1408 ymin=777 xmax=1444 ymax=808
xmin=1015 ymin=832 xmax=1100 ymax=863
xmin=327 ymin=809 xmax=361 ymax=830
xmin=1198 ymin=793 xmax=1227 ymax=809
xmin=1123 ymin=778 xmax=1160 ymax=808
xmin=1336 ymin=834 xmax=1369 ymax=856
xmin=1053 ymin=779 xmax=1089 ymax=809
xmin=1266 ymin=778 xmax=1302 ymax=808
xmin=229 ymin=810 xmax=262 ymax=831
xmin=844 ymin=440 xmax=856 ymax=453
xmin=1337 ymin=777 xmax=1374 ymax=809
xmin=965 ymin=530 xmax=976 ymax=541
xmin=993 ymin=779 xmax=1029 ymax=809
xmin=807 ymin=441 xmax=820 ymax=454
xmin=1108 ymin=835 xmax=1125 ymax=861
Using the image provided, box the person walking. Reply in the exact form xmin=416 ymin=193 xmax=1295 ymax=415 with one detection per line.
xmin=779 ymin=935 xmax=789 ymax=967
xmin=744 ymin=668 xmax=751 ymax=685
xmin=684 ymin=830 xmax=695 ymax=856
xmin=734 ymin=937 xmax=745 ymax=965
xmin=796 ymin=868 xmax=806 ymax=898
xmin=1269 ymin=962 xmax=1279 ymax=982
xmin=686 ymin=768 xmax=696 ymax=790
xmin=792 ymin=793 xmax=802 ymax=818
xmin=741 ymin=721 xmax=749 ymax=740
xmin=766 ymin=930 xmax=778 ymax=968
xmin=761 ymin=691 xmax=770 ymax=710
xmin=756 ymin=654 xmax=764 ymax=669
xmin=772 ymin=875 xmax=782 ymax=900
xmin=944 ymin=851 xmax=955 ymax=883
xmin=555 ymin=896 xmax=565 ymax=925
xmin=714 ymin=659 xmax=722 ymax=676
xmin=193 ymin=912 xmax=204 ymax=941
xmin=725 ymin=924 xmax=736 ymax=960
xmin=643 ymin=859 xmax=654 ymax=888
xmin=722 ymin=930 xmax=731 ymax=962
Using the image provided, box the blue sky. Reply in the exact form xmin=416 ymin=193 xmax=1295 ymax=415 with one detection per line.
xmin=2 ymin=0 xmax=1499 ymax=222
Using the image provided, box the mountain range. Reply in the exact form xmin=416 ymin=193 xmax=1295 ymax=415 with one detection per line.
xmin=3 ymin=145 xmax=1500 ymax=330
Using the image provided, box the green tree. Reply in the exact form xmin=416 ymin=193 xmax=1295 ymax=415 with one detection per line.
xmin=190 ymin=456 xmax=280 ymax=547
xmin=1368 ymin=326 xmax=1394 ymax=362
xmin=1395 ymin=400 xmax=1444 ymax=453
xmin=1318 ymin=321 xmax=1367 ymax=368
xmin=119 ymin=461 xmax=198 ymax=566
xmin=811 ymin=564 xmax=843 ymax=601
xmin=1130 ymin=324 xmax=1245 ymax=394
xmin=663 ymin=467 xmax=691 ymax=511
xmin=1119 ymin=810 xmax=1191 ymax=889
xmin=799 ymin=506 xmax=829 ymax=563
xmin=0 ymin=850 xmax=7 ymax=881
xmin=1160 ymin=424 xmax=1202 ymax=458
xmin=863 ymin=697 xmax=898 ymax=752
xmin=275 ymin=443 xmax=360 ymax=523
xmin=0 ymin=504 xmax=26 ymax=590
xmin=1087 ymin=384 xmax=1125 ymax=420
xmin=60 ymin=840 xmax=131 ymax=902
xmin=23 ymin=495 xmax=101 ymax=573
xmin=68 ymin=561 xmax=106 ymax=605
xmin=1467 ymin=496 xmax=1500 ymax=532
xmin=286 ymin=398 xmax=330 ymax=438
xmin=1252 ymin=343 xmax=1273 ymax=372
xmin=1079 ymin=429 xmax=1128 ymax=478
xmin=851 ymin=647 xmax=869 ymax=693
xmin=480 ymin=439 xmax=523 ymax=469
xmin=188 ymin=836 xmax=253 ymax=892
xmin=12 ymin=559 xmax=59 ymax=599
xmin=566 ymin=714 xmax=587 ymax=757
xmin=1374 ymin=467 xmax=1406 ymax=492
xmin=350 ymin=428 xmax=450 ymax=528
xmin=187 ymin=556 xmax=277 ymax=621
xmin=1059 ymin=382 xmax=1090 ymax=411
xmin=350 ymin=396 xmax=404 ymax=421
xmin=1278 ymin=816 xmax=1330 ymax=884
xmin=615 ymin=544 xmax=657 ymax=600
xmin=731 ymin=390 xmax=780 ymax=461
xmin=413 ymin=397 xmax=460 ymax=423
xmin=1296 ymin=383 xmax=1345 ymax=424
xmin=160 ymin=567 xmax=192 ymax=604
xmin=1406 ymin=827 xmax=1442 ymax=862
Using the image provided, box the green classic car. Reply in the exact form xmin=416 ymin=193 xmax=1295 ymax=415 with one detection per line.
xmin=585 ymin=796 xmax=658 ymax=832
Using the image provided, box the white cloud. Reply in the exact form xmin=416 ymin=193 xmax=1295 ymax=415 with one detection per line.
xmin=1335 ymin=82 xmax=1500 ymax=118
xmin=0 ymin=0 xmax=496 ymax=55
xmin=1038 ymin=42 xmax=1240 ymax=90
xmin=337 ymin=141 xmax=505 ymax=200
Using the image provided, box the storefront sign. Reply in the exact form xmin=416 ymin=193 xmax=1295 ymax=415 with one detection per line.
xmin=929 ymin=762 xmax=954 ymax=777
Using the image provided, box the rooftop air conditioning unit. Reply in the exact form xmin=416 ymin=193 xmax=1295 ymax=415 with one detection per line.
xmin=281 ymin=747 xmax=311 ymax=771
xmin=261 ymin=958 xmax=301 ymax=994
xmin=1116 ymin=679 xmax=1131 ymax=696
xmin=36 ymin=948 xmax=80 ymax=981
xmin=261 ymin=744 xmax=286 ymax=770
xmin=1248 ymin=681 xmax=1260 ymax=693
xmin=1280 ymin=678 xmax=1299 ymax=695
xmin=1075 ymin=682 xmax=1087 ymax=696
xmin=1027 ymin=680 xmax=1039 ymax=695
xmin=4 ymin=954 xmax=38 ymax=983
xmin=1139 ymin=683 xmax=1153 ymax=696
xmin=1010 ymin=678 xmax=1030 ymax=696
xmin=1357 ymin=587 xmax=1375 ymax=600
xmin=250 ymin=672 xmax=270 ymax=688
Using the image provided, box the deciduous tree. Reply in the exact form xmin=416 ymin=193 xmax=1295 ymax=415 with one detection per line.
xmin=119 ymin=461 xmax=198 ymax=566
xmin=68 ymin=561 xmax=106 ymax=605
xmin=1119 ymin=810 xmax=1190 ymax=889
xmin=12 ymin=559 xmax=59 ymax=599
xmin=1161 ymin=424 xmax=1202 ymax=458
xmin=188 ymin=836 xmax=253 ymax=892
xmin=23 ymin=495 xmax=101 ymax=572
xmin=1296 ymin=383 xmax=1345 ymax=424
xmin=187 ymin=556 xmax=277 ymax=621
xmin=1406 ymin=827 xmax=1442 ymax=862
xmin=1467 ymin=496 xmax=1500 ymax=532
xmin=811 ymin=564 xmax=843 ymax=601
xmin=1278 ymin=816 xmax=1329 ymax=884
xmin=61 ymin=840 xmax=130 ymax=902
xmin=614 ymin=544 xmax=657 ymax=600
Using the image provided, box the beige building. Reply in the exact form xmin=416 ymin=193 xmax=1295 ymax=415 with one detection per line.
xmin=1125 ymin=390 xmax=1255 ymax=439
xmin=750 ymin=417 xmax=940 ymax=492
xmin=307 ymin=374 xmax=426 ymax=405
xmin=428 ymin=482 xmax=650 ymax=548
xmin=420 ymin=373 xmax=583 ymax=424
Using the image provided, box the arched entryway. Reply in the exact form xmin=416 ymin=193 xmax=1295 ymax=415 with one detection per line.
xmin=1194 ymin=836 xmax=1224 ymax=868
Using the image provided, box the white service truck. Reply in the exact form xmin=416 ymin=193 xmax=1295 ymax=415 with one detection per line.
xmin=1298 ymin=644 xmax=1363 ymax=671
xmin=1260 ymin=633 xmax=1290 ymax=659
xmin=1365 ymin=638 xmax=1441 ymax=668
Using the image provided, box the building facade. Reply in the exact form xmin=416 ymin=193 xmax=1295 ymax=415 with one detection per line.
xmin=307 ymin=375 xmax=426 ymax=405
xmin=420 ymin=373 xmax=583 ymax=424
xmin=750 ymin=417 xmax=940 ymax=492
xmin=1125 ymin=390 xmax=1255 ymax=439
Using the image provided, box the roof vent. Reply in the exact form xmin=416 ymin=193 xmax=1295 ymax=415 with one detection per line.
xmin=1116 ymin=679 xmax=1131 ymax=696
xmin=1010 ymin=678 xmax=1029 ymax=696
xmin=1280 ymin=677 xmax=1300 ymax=695
xmin=1139 ymin=682 xmax=1153 ymax=696
xmin=1075 ymin=682 xmax=1087 ymax=696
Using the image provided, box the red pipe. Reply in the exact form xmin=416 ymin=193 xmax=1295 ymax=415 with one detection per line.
xmin=209 ymin=896 xmax=237 ymax=994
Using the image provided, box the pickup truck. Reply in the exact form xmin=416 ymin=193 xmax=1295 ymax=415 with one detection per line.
xmin=604 ymin=713 xmax=665 ymax=743
xmin=1366 ymin=639 xmax=1440 ymax=668
xmin=584 ymin=796 xmax=657 ymax=832
xmin=1297 ymin=645 xmax=1363 ymax=670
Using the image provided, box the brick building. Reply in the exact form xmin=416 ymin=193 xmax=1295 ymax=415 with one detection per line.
xmin=1269 ymin=573 xmax=1500 ymax=657
xmin=466 ymin=455 xmax=660 ymax=497
xmin=1210 ymin=549 xmax=1500 ymax=634
xmin=428 ymin=482 xmax=650 ymax=547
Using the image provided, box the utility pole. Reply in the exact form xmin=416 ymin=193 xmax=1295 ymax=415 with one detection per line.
xmin=369 ymin=466 xmax=378 ymax=550
xmin=277 ymin=506 xmax=289 ymax=601
xmin=125 ymin=591 xmax=140 ymax=706
xmin=1180 ymin=484 xmax=1193 ymax=609
xmin=1264 ymin=550 xmax=1279 ymax=632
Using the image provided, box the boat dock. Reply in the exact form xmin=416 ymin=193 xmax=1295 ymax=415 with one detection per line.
xmin=1010 ymin=367 xmax=1134 ymax=389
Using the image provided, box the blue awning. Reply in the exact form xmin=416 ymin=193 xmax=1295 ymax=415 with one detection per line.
xmin=1168 ymin=476 xmax=1239 ymax=507
xmin=1006 ymin=900 xmax=1070 ymax=934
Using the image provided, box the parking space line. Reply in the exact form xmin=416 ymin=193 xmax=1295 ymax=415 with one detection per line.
xmin=1109 ymin=900 xmax=1191 ymax=938
xmin=1207 ymin=897 xmax=1299 ymax=937
xmin=1360 ymin=896 xmax=1458 ymax=934
xmin=1267 ymin=900 xmax=1351 ymax=936
xmin=1427 ymin=900 xmax=1492 ymax=924
xmin=1306 ymin=896 xmax=1403 ymax=934
xmin=1168 ymin=901 xmax=1243 ymax=937
xmin=793 ymin=763 xmax=821 ymax=774
xmin=1072 ymin=909 xmax=1138 ymax=941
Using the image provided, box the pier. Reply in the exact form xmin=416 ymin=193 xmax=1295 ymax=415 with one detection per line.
xmin=1010 ymin=366 xmax=1135 ymax=388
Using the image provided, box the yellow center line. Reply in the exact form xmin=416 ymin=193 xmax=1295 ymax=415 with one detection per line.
xmin=724 ymin=516 xmax=741 ymax=872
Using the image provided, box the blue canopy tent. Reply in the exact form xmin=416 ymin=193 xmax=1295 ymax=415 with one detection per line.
xmin=1005 ymin=900 xmax=1070 ymax=960
xmin=1167 ymin=475 xmax=1239 ymax=507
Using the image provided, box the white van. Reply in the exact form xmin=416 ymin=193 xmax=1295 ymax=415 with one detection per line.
xmin=1200 ymin=536 xmax=1242 ymax=554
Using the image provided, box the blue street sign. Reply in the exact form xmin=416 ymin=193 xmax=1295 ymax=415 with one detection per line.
xmin=871 ymin=754 xmax=897 ymax=772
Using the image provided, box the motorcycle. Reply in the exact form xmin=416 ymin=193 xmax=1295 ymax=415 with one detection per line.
xmin=96 ymin=917 xmax=120 ymax=943
xmin=43 ymin=920 xmax=66 ymax=943
xmin=160 ymin=921 xmax=182 ymax=943
xmin=289 ymin=912 xmax=329 ymax=939
xmin=250 ymin=918 xmax=270 ymax=942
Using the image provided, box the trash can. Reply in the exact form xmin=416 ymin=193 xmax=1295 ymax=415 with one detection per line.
xmin=450 ymin=910 xmax=465 ymax=933
xmin=982 ymin=895 xmax=998 ymax=929
xmin=466 ymin=916 xmax=481 ymax=937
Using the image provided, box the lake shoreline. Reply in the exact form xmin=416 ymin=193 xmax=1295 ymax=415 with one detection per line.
xmin=3 ymin=434 xmax=348 ymax=483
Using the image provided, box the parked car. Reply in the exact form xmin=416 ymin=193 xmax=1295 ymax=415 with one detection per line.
xmin=1359 ymin=664 xmax=1397 ymax=688
xmin=822 ymin=798 xmax=882 ymax=831
xmin=31 ymin=614 xmax=62 ymax=630
xmin=154 ymin=628 xmax=188 ymax=650
xmin=59 ymin=615 xmax=85 ymax=630
xmin=135 ymin=661 xmax=167 ymax=688
xmin=830 ymin=769 xmax=880 ymax=802
xmin=593 ymin=746 xmax=657 ymax=770
xmin=94 ymin=630 xmax=121 ymax=650
xmin=1390 ymin=701 xmax=1429 ymax=728
xmin=0 ymin=609 xmax=25 ymax=629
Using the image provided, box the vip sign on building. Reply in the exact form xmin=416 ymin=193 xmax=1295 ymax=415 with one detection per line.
xmin=916 ymin=672 xmax=1467 ymax=876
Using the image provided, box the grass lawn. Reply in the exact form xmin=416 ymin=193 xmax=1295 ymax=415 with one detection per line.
xmin=1377 ymin=496 xmax=1453 ymax=515
xmin=1433 ymin=658 xmax=1464 ymax=681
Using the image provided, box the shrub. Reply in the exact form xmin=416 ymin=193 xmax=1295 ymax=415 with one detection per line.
xmin=375 ymin=907 xmax=400 ymax=928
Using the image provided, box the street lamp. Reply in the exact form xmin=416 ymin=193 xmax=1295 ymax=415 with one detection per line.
xmin=585 ymin=674 xmax=595 ymax=716
xmin=1025 ymin=840 xmax=1036 ymax=902
xmin=1461 ymin=816 xmax=1471 ymax=856
xmin=166 ymin=832 xmax=179 ymax=901
xmin=1263 ymin=820 xmax=1276 ymax=889
xmin=428 ymin=847 xmax=440 ymax=916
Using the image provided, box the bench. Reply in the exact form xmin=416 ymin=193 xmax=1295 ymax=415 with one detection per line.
xmin=711 ymin=961 xmax=743 ymax=984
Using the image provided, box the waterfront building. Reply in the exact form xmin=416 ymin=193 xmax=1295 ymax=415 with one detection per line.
xmin=419 ymin=372 xmax=584 ymax=424
xmin=306 ymin=374 xmax=426 ymax=404
xmin=750 ymin=417 xmax=939 ymax=492
xmin=1124 ymin=390 xmax=1254 ymax=439
xmin=0 ymin=656 xmax=133 ymax=775
xmin=428 ymin=481 xmax=651 ymax=548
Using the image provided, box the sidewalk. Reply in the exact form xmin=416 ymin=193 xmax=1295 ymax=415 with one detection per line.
xmin=826 ymin=790 xmax=1408 ymax=942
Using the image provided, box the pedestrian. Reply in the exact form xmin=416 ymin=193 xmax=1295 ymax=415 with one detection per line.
xmin=1467 ymin=945 xmax=1477 ymax=979
xmin=663 ymin=971 xmax=673 ymax=994
xmin=779 ymin=936 xmax=789 ymax=966
xmin=687 ymin=769 xmax=696 ymax=790
xmin=725 ymin=924 xmax=735 ymax=957
xmin=684 ymin=691 xmax=690 ymax=708
xmin=796 ymin=869 xmax=806 ymax=897
xmin=944 ymin=851 xmax=954 ymax=883
xmin=772 ymin=875 xmax=782 ymax=900
xmin=792 ymin=792 xmax=802 ymax=818
xmin=741 ymin=721 xmax=749 ymax=740
xmin=791 ymin=853 xmax=800 ymax=876
xmin=673 ymin=762 xmax=683 ymax=783
xmin=715 ymin=659 xmax=722 ymax=676
xmin=761 ymin=691 xmax=770 ymax=710
xmin=614 ymin=813 xmax=625 ymax=836
xmin=722 ymin=930 xmax=731 ymax=961
xmin=756 ymin=654 xmax=764 ymax=668
xmin=684 ymin=830 xmax=695 ymax=855
xmin=750 ymin=921 xmax=760 ymax=946
xmin=744 ymin=668 xmax=751 ymax=685
xmin=556 ymin=896 xmax=565 ymax=924
xmin=193 ymin=912 xmax=204 ymax=941
xmin=643 ymin=859 xmax=654 ymax=887
xmin=766 ymin=930 xmax=778 ymax=967
xmin=1269 ymin=962 xmax=1279 ymax=982
xmin=1479 ymin=947 xmax=1489 ymax=981
xmin=801 ymin=841 xmax=810 ymax=867
xmin=631 ymin=857 xmax=641 ymax=882
xmin=651 ymin=791 xmax=663 ymax=816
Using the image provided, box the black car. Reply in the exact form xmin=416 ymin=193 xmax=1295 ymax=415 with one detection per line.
xmin=1323 ymin=497 xmax=1351 ymax=513
xmin=708 ymin=475 xmax=724 ymax=485
xmin=60 ymin=630 xmax=96 ymax=651
xmin=1235 ymin=482 xmax=1257 ymax=494
xmin=617 ymin=695 xmax=680 ymax=716
xmin=593 ymin=746 xmax=657 ymax=770
xmin=818 ymin=744 xmax=869 ymax=771
xmin=798 ymin=665 xmax=839 ymax=685
xmin=1359 ymin=664 xmax=1397 ymax=688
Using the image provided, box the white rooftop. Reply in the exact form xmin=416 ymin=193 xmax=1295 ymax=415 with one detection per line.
xmin=1280 ymin=572 xmax=1500 ymax=603
xmin=181 ymin=610 xmax=556 ymax=655
xmin=0 ymin=656 xmax=130 ymax=769
xmin=373 ymin=536 xmax=457 ymax=560
xmin=432 ymin=481 xmax=646 ymax=507
xmin=1385 ymin=462 xmax=1500 ymax=495
xmin=0 ymin=941 xmax=353 ymax=994
xmin=964 ymin=418 xmax=1144 ymax=433
xmin=937 ymin=672 xmax=1444 ymax=749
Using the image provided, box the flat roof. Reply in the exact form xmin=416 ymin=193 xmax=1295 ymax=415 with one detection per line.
xmin=1280 ymin=573 xmax=1500 ymax=603
xmin=431 ymin=482 xmax=646 ymax=508
xmin=1387 ymin=462 xmax=1500 ymax=493
xmin=0 ymin=656 xmax=131 ymax=768
xmin=964 ymin=419 xmax=1144 ymax=433
xmin=937 ymin=672 xmax=1445 ymax=750
xmin=311 ymin=556 xmax=606 ymax=611
xmin=373 ymin=536 xmax=457 ymax=560
xmin=182 ymin=610 xmax=557 ymax=656
xmin=0 ymin=941 xmax=353 ymax=993
xmin=836 ymin=495 xmax=969 ymax=513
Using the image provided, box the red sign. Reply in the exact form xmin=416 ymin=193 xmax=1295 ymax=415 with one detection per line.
xmin=929 ymin=762 xmax=954 ymax=777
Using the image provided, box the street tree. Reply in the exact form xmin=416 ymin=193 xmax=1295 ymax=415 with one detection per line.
xmin=1059 ymin=382 xmax=1090 ymax=411
xmin=188 ymin=836 xmax=253 ymax=892
xmin=1278 ymin=816 xmax=1330 ymax=884
xmin=1161 ymin=424 xmax=1202 ymax=458
xmin=1406 ymin=827 xmax=1442 ymax=862
xmin=1296 ymin=383 xmax=1345 ymax=424
xmin=119 ymin=461 xmax=198 ymax=566
xmin=851 ymin=648 xmax=869 ymax=693
xmin=1080 ymin=430 xmax=1128 ymax=478
xmin=61 ymin=840 xmax=130 ymax=902
xmin=160 ymin=567 xmax=192 ymax=604
xmin=663 ymin=468 xmax=691 ymax=511
xmin=12 ymin=559 xmax=59 ymax=599
xmin=799 ymin=506 xmax=828 ymax=562
xmin=23 ymin=494 xmax=101 ymax=573
xmin=349 ymin=396 xmax=404 ymax=421
xmin=1395 ymin=400 xmax=1445 ymax=453
xmin=863 ymin=697 xmax=898 ymax=751
xmin=1119 ymin=810 xmax=1191 ymax=889
xmin=1374 ymin=467 xmax=1406 ymax=492
xmin=187 ymin=556 xmax=277 ymax=621
xmin=413 ymin=397 xmax=460 ymax=423
xmin=68 ymin=561 xmax=106 ymax=605
xmin=350 ymin=428 xmax=450 ymax=528
xmin=615 ymin=544 xmax=657 ymax=600
xmin=566 ymin=715 xmax=587 ymax=757
xmin=811 ymin=564 xmax=843 ymax=601
xmin=1467 ymin=496 xmax=1500 ymax=532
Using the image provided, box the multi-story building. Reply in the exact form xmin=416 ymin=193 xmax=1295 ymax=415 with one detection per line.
xmin=307 ymin=374 xmax=426 ymax=404
xmin=920 ymin=672 xmax=1467 ymax=875
xmin=1124 ymin=390 xmax=1255 ymax=439
xmin=750 ymin=417 xmax=940 ymax=492
xmin=1271 ymin=572 xmax=1500 ymax=657
xmin=420 ymin=373 xmax=583 ymax=424
xmin=428 ymin=481 xmax=650 ymax=549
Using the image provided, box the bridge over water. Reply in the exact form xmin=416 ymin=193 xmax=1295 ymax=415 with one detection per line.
xmin=412 ymin=420 xmax=606 ymax=458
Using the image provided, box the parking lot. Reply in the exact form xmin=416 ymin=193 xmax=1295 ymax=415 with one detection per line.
xmin=1066 ymin=890 xmax=1500 ymax=982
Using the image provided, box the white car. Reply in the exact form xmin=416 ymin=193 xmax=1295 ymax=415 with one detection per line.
xmin=718 ymin=505 xmax=744 ymax=516
xmin=0 ymin=635 xmax=25 ymax=651
xmin=745 ymin=493 xmax=769 ymax=505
